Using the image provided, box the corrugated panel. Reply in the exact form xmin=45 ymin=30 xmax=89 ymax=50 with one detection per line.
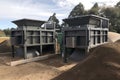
xmin=66 ymin=37 xmax=75 ymax=48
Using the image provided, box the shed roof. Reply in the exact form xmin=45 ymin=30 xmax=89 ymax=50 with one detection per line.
xmin=12 ymin=18 xmax=46 ymax=27
xmin=63 ymin=15 xmax=109 ymax=26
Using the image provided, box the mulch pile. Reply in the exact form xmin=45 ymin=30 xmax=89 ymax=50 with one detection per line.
xmin=52 ymin=40 xmax=120 ymax=80
xmin=0 ymin=40 xmax=11 ymax=53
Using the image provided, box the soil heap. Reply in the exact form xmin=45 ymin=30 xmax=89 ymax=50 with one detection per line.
xmin=108 ymin=32 xmax=120 ymax=42
xmin=52 ymin=40 xmax=120 ymax=80
xmin=0 ymin=40 xmax=11 ymax=53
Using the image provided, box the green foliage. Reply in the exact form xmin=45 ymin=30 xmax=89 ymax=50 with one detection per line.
xmin=0 ymin=30 xmax=6 ymax=37
xmin=115 ymin=1 xmax=120 ymax=7
xmin=48 ymin=13 xmax=61 ymax=30
xmin=68 ymin=3 xmax=85 ymax=18
xmin=89 ymin=3 xmax=99 ymax=15
xmin=48 ymin=13 xmax=59 ymax=24
xmin=3 ymin=28 xmax=11 ymax=36
xmin=67 ymin=1 xmax=120 ymax=33
xmin=102 ymin=6 xmax=120 ymax=32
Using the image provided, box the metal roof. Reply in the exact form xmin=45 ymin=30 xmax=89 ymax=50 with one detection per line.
xmin=12 ymin=18 xmax=46 ymax=27
xmin=63 ymin=15 xmax=109 ymax=26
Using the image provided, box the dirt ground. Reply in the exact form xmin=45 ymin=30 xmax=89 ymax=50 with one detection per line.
xmin=52 ymin=41 xmax=120 ymax=80
xmin=0 ymin=32 xmax=120 ymax=80
xmin=0 ymin=37 xmax=77 ymax=80
xmin=0 ymin=54 xmax=77 ymax=80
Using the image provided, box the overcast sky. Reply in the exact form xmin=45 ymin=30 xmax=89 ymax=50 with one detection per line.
xmin=0 ymin=0 xmax=119 ymax=29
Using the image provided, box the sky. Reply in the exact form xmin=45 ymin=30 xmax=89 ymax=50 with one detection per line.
xmin=0 ymin=0 xmax=119 ymax=29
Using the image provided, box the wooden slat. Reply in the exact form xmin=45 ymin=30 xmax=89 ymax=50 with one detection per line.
xmin=10 ymin=54 xmax=55 ymax=66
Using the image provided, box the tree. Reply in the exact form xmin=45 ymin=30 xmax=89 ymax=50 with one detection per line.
xmin=115 ymin=1 xmax=120 ymax=7
xmin=3 ymin=28 xmax=11 ymax=36
xmin=88 ymin=3 xmax=99 ymax=15
xmin=112 ymin=6 xmax=120 ymax=33
xmin=102 ymin=6 xmax=120 ymax=32
xmin=68 ymin=3 xmax=85 ymax=18
xmin=0 ymin=30 xmax=6 ymax=37
xmin=48 ymin=13 xmax=61 ymax=32
xmin=48 ymin=13 xmax=59 ymax=24
xmin=67 ymin=2 xmax=120 ymax=33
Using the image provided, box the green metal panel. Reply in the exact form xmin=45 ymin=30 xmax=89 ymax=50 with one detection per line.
xmin=57 ymin=32 xmax=63 ymax=53
xmin=57 ymin=32 xmax=63 ymax=44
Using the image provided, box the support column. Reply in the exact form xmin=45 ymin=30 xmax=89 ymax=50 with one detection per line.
xmin=12 ymin=45 xmax=15 ymax=58
xmin=24 ymin=27 xmax=27 ymax=59
xmin=24 ymin=46 xmax=27 ymax=59
xmin=63 ymin=31 xmax=67 ymax=63
xmin=40 ymin=30 xmax=42 ymax=55
xmin=63 ymin=48 xmax=67 ymax=63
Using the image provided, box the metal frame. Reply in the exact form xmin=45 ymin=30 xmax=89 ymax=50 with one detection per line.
xmin=63 ymin=15 xmax=109 ymax=62
xmin=11 ymin=19 xmax=56 ymax=59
